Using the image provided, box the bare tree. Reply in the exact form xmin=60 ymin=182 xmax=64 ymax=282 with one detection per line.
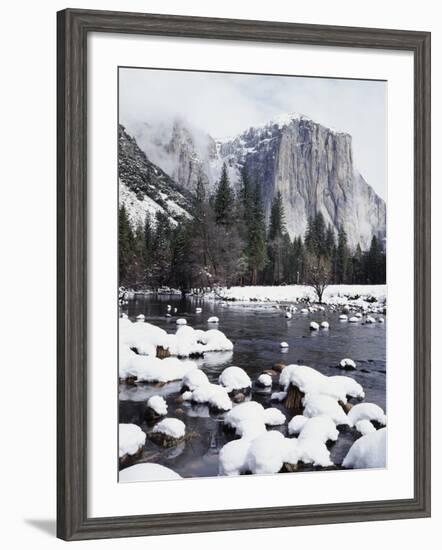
xmin=304 ymin=252 xmax=332 ymax=303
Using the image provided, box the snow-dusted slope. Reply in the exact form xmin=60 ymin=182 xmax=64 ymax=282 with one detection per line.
xmin=118 ymin=124 xmax=193 ymax=228
xmin=122 ymin=114 xmax=386 ymax=249
xmin=124 ymin=118 xmax=219 ymax=192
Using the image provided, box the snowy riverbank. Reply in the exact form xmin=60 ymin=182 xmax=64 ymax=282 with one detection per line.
xmin=208 ymin=284 xmax=386 ymax=308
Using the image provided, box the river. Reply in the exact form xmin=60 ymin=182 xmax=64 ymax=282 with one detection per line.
xmin=119 ymin=294 xmax=386 ymax=478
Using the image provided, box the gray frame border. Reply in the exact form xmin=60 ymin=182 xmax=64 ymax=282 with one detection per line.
xmin=57 ymin=8 xmax=431 ymax=541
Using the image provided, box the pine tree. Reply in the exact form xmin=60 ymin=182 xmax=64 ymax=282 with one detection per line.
xmin=143 ymin=214 xmax=153 ymax=274
xmin=268 ymin=191 xmax=287 ymax=284
xmin=247 ymin=183 xmax=267 ymax=284
xmin=293 ymin=236 xmax=306 ymax=284
xmin=268 ymin=191 xmax=286 ymax=240
xmin=366 ymin=235 xmax=386 ymax=283
xmin=351 ymin=244 xmax=363 ymax=284
xmin=214 ymin=163 xmax=234 ymax=226
xmin=325 ymin=225 xmax=336 ymax=257
xmin=304 ymin=216 xmax=315 ymax=254
xmin=150 ymin=211 xmax=172 ymax=287
xmin=336 ymin=225 xmax=349 ymax=283
xmin=170 ymin=223 xmax=192 ymax=291
xmin=132 ymin=222 xmax=146 ymax=286
xmin=118 ymin=204 xmax=134 ymax=286
xmin=313 ymin=212 xmax=326 ymax=255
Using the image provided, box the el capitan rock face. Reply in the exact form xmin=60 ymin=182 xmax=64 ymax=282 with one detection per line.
xmin=121 ymin=115 xmax=386 ymax=249
xmin=217 ymin=115 xmax=386 ymax=250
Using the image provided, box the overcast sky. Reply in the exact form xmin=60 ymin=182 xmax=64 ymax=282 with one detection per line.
xmin=119 ymin=67 xmax=386 ymax=200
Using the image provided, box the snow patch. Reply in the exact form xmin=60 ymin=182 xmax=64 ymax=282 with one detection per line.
xmin=119 ymin=424 xmax=146 ymax=458
xmin=343 ymin=428 xmax=387 ymax=469
xmin=347 ymin=403 xmax=387 ymax=427
xmin=152 ymin=418 xmax=186 ymax=439
xmin=219 ymin=366 xmax=252 ymax=392
xmin=146 ymin=395 xmax=167 ymax=416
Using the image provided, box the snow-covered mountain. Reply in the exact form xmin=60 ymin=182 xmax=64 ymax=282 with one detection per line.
xmin=125 ymin=118 xmax=219 ymax=191
xmin=217 ymin=114 xmax=386 ymax=250
xmin=118 ymin=124 xmax=193 ymax=227
xmin=120 ymin=114 xmax=386 ymax=249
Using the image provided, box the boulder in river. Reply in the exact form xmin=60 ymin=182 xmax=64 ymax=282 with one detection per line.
xmin=232 ymin=392 xmax=245 ymax=404
xmin=150 ymin=418 xmax=186 ymax=447
xmin=272 ymin=363 xmax=286 ymax=373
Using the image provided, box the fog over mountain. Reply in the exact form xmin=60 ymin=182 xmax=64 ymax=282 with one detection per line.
xmin=122 ymin=114 xmax=386 ymax=250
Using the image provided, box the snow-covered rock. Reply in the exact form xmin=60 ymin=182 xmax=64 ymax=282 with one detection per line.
xmin=343 ymin=428 xmax=387 ymax=469
xmin=355 ymin=419 xmax=376 ymax=435
xmin=280 ymin=364 xmax=364 ymax=404
xmin=326 ymin=376 xmax=365 ymax=401
xmin=303 ymin=394 xmax=350 ymax=426
xmin=146 ymin=395 xmax=167 ymax=416
xmin=119 ymin=463 xmax=182 ymax=482
xmin=257 ymin=373 xmax=272 ymax=387
xmin=339 ymin=358 xmax=357 ymax=370
xmin=224 ymin=401 xmax=265 ymax=436
xmin=152 ymin=418 xmax=186 ymax=439
xmin=280 ymin=341 xmax=289 ymax=349
xmin=181 ymin=369 xmax=209 ymax=392
xmin=347 ymin=403 xmax=387 ymax=427
xmin=320 ymin=321 xmax=330 ymax=329
xmin=190 ymin=383 xmax=232 ymax=412
xmin=224 ymin=401 xmax=285 ymax=436
xmin=164 ymin=326 xmax=233 ymax=357
xmin=310 ymin=321 xmax=320 ymax=330
xmin=296 ymin=438 xmax=334 ymax=468
xmin=280 ymin=365 xmax=325 ymax=394
xmin=285 ymin=311 xmax=292 ymax=319
xmin=119 ymin=319 xmax=164 ymax=356
xmin=288 ymin=415 xmax=309 ymax=435
xmin=349 ymin=316 xmax=359 ymax=323
xmin=246 ymin=431 xmax=289 ymax=475
xmin=123 ymin=355 xmax=198 ymax=384
xmin=207 ymin=316 xmax=219 ymax=324
xmin=297 ymin=415 xmax=339 ymax=444
xmin=365 ymin=315 xmax=376 ymax=324
xmin=262 ymin=408 xmax=286 ymax=426
xmin=176 ymin=318 xmax=187 ymax=325
xmin=119 ymin=424 xmax=146 ymax=458
xmin=339 ymin=314 xmax=348 ymax=321
xmin=119 ymin=345 xmax=139 ymax=379
xmin=219 ymin=438 xmax=251 ymax=476
xmin=220 ymin=417 xmax=337 ymax=476
xmin=219 ymin=366 xmax=251 ymax=393
xmin=198 ymin=329 xmax=234 ymax=352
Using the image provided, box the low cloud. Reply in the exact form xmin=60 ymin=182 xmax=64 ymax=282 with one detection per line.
xmin=119 ymin=68 xmax=386 ymax=199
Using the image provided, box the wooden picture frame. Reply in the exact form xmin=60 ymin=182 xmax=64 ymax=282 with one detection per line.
xmin=57 ymin=8 xmax=431 ymax=541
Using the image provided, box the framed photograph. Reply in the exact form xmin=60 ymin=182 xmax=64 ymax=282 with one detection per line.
xmin=57 ymin=8 xmax=431 ymax=541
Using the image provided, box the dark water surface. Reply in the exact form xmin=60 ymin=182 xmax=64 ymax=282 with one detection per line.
xmin=119 ymin=294 xmax=386 ymax=478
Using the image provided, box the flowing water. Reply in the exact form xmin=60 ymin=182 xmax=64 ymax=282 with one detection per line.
xmin=119 ymin=294 xmax=386 ymax=478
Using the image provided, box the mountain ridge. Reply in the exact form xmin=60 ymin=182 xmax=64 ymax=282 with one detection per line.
xmin=120 ymin=115 xmax=386 ymax=250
